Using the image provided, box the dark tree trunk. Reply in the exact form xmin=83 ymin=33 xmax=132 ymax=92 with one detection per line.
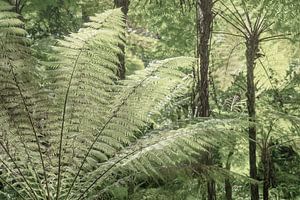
xmin=81 ymin=6 xmax=89 ymax=23
xmin=246 ymin=35 xmax=260 ymax=200
xmin=114 ymin=0 xmax=130 ymax=80
xmin=196 ymin=0 xmax=213 ymax=118
xmin=262 ymin=144 xmax=273 ymax=200
xmin=7 ymin=0 xmax=24 ymax=14
xmin=196 ymin=0 xmax=215 ymax=199
xmin=225 ymin=179 xmax=232 ymax=200
xmin=225 ymin=151 xmax=234 ymax=200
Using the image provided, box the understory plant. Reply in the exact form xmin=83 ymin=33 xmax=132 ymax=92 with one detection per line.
xmin=0 ymin=1 xmax=248 ymax=199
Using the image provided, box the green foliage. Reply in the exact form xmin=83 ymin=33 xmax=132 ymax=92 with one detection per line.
xmin=1 ymin=0 xmax=300 ymax=199
xmin=1 ymin=4 xmax=241 ymax=199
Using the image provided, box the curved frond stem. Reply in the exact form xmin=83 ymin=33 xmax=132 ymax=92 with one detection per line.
xmin=76 ymin=117 xmax=242 ymax=199
xmin=20 ymin=135 xmax=47 ymax=199
xmin=269 ymin=138 xmax=300 ymax=150
xmin=212 ymin=0 xmax=221 ymax=5
xmin=0 ymin=141 xmax=38 ymax=200
xmin=225 ymin=42 xmax=243 ymax=73
xmin=0 ymin=100 xmax=46 ymax=199
xmin=258 ymin=21 xmax=274 ymax=36
xmin=248 ymin=135 xmax=262 ymax=149
xmin=8 ymin=61 xmax=50 ymax=200
xmin=55 ymin=48 xmax=84 ymax=200
xmin=245 ymin=12 xmax=253 ymax=33
xmin=0 ymin=175 xmax=26 ymax=200
xmin=76 ymin=147 xmax=142 ymax=200
xmin=253 ymin=17 xmax=261 ymax=33
xmin=213 ymin=31 xmax=244 ymax=38
xmin=255 ymin=11 xmax=267 ymax=32
xmin=264 ymin=119 xmax=276 ymax=147
xmin=218 ymin=1 xmax=250 ymax=35
xmin=213 ymin=7 xmax=242 ymax=30
xmin=76 ymin=123 xmax=208 ymax=200
xmin=229 ymin=0 xmax=251 ymax=34
xmin=65 ymin=66 xmax=162 ymax=200
xmin=258 ymin=58 xmax=276 ymax=90
xmin=259 ymin=34 xmax=291 ymax=42
xmin=214 ymin=10 xmax=247 ymax=37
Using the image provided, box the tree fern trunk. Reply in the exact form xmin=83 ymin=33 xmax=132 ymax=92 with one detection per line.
xmin=225 ymin=151 xmax=234 ymax=200
xmin=81 ymin=6 xmax=89 ymax=22
xmin=114 ymin=0 xmax=130 ymax=79
xmin=225 ymin=179 xmax=232 ymax=200
xmin=262 ymin=144 xmax=271 ymax=200
xmin=7 ymin=0 xmax=23 ymax=14
xmin=196 ymin=0 xmax=212 ymax=117
xmin=246 ymin=35 xmax=260 ymax=200
xmin=196 ymin=0 xmax=215 ymax=199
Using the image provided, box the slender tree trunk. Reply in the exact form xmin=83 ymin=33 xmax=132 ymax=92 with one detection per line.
xmin=246 ymin=35 xmax=260 ymax=200
xmin=7 ymin=0 xmax=24 ymax=14
xmin=81 ymin=6 xmax=89 ymax=23
xmin=262 ymin=144 xmax=272 ymax=200
xmin=114 ymin=0 xmax=130 ymax=79
xmin=225 ymin=179 xmax=232 ymax=200
xmin=196 ymin=0 xmax=212 ymax=117
xmin=225 ymin=151 xmax=234 ymax=200
xmin=196 ymin=0 xmax=215 ymax=199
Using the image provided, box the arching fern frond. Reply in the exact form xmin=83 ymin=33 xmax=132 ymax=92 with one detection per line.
xmin=0 ymin=6 xmax=125 ymax=199
xmin=0 ymin=1 xmax=50 ymax=199
xmin=75 ymin=118 xmax=248 ymax=199
xmin=65 ymin=57 xmax=196 ymax=199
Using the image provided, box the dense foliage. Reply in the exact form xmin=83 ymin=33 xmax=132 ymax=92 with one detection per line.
xmin=0 ymin=0 xmax=299 ymax=199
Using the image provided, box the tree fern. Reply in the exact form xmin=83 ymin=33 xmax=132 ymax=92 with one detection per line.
xmin=0 ymin=2 xmax=261 ymax=199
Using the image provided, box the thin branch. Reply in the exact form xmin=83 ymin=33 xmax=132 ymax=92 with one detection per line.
xmin=242 ymin=5 xmax=254 ymax=34
xmin=219 ymin=1 xmax=245 ymax=28
xmin=248 ymin=135 xmax=262 ymax=149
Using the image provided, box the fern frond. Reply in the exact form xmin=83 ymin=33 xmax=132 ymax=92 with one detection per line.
xmin=64 ymin=56 xmax=195 ymax=199
xmin=0 ymin=1 xmax=51 ymax=199
xmin=39 ymin=9 xmax=125 ymax=200
xmin=0 ymin=6 xmax=125 ymax=199
xmin=76 ymin=118 xmax=248 ymax=199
